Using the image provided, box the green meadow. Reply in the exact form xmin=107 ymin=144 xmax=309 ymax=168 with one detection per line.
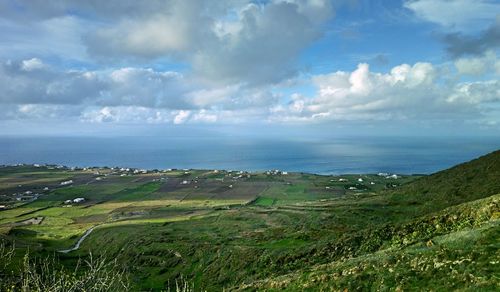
xmin=1 ymin=151 xmax=499 ymax=291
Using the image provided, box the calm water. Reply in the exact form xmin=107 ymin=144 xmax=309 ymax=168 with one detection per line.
xmin=1 ymin=136 xmax=499 ymax=174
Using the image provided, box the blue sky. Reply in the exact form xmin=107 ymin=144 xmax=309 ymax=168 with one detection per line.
xmin=0 ymin=0 xmax=499 ymax=137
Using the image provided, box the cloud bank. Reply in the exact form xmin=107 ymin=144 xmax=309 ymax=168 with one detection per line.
xmin=0 ymin=0 xmax=499 ymax=130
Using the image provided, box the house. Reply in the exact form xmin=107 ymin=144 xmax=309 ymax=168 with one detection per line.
xmin=43 ymin=187 xmax=49 ymax=191
xmin=358 ymin=178 xmax=364 ymax=182
xmin=73 ymin=198 xmax=85 ymax=203
xmin=181 ymin=180 xmax=189 ymax=185
xmin=370 ymin=182 xmax=375 ymax=185
xmin=64 ymin=199 xmax=72 ymax=204
xmin=378 ymin=172 xmax=389 ymax=177
xmin=338 ymin=178 xmax=348 ymax=182
xmin=282 ymin=171 xmax=288 ymax=175
xmin=386 ymin=174 xmax=399 ymax=179
xmin=0 ymin=205 xmax=6 ymax=210
xmin=348 ymin=186 xmax=357 ymax=190
xmin=60 ymin=180 xmax=73 ymax=186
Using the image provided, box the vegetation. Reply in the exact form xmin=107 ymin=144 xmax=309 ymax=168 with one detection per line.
xmin=0 ymin=243 xmax=129 ymax=291
xmin=0 ymin=150 xmax=499 ymax=290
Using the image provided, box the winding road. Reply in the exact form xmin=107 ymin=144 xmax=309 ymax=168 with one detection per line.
xmin=58 ymin=225 xmax=97 ymax=253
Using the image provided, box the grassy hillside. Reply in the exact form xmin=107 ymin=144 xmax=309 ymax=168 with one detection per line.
xmin=238 ymin=194 xmax=500 ymax=290
xmin=0 ymin=150 xmax=499 ymax=290
xmin=385 ymin=149 xmax=500 ymax=218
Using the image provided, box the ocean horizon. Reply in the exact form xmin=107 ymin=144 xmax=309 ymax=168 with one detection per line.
xmin=1 ymin=135 xmax=499 ymax=175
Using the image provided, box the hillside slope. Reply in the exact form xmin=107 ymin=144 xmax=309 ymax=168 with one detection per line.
xmin=237 ymin=193 xmax=500 ymax=291
xmin=385 ymin=149 xmax=500 ymax=218
xmin=235 ymin=150 xmax=500 ymax=290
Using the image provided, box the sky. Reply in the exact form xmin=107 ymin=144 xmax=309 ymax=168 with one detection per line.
xmin=0 ymin=0 xmax=499 ymax=137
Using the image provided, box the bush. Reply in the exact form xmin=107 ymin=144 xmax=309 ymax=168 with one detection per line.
xmin=0 ymin=243 xmax=130 ymax=292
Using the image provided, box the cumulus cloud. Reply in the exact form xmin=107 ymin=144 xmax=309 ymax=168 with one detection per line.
xmin=0 ymin=59 xmax=105 ymax=105
xmin=0 ymin=0 xmax=335 ymax=85
xmin=1 ymin=1 xmax=499 ymax=128
xmin=0 ymin=59 xmax=194 ymax=108
xmin=83 ymin=0 xmax=333 ymax=85
xmin=20 ymin=58 xmax=45 ymax=71
xmin=271 ymin=61 xmax=499 ymax=123
xmin=2 ymin=55 xmax=500 ymax=126
xmin=454 ymin=51 xmax=499 ymax=76
xmin=173 ymin=110 xmax=191 ymax=124
xmin=81 ymin=106 xmax=173 ymax=124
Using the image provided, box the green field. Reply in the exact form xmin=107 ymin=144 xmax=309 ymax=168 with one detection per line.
xmin=1 ymin=151 xmax=499 ymax=291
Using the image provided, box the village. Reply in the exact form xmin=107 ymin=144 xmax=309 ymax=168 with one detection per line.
xmin=0 ymin=163 xmax=408 ymax=211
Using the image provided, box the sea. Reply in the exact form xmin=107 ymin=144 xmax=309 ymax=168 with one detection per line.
xmin=1 ymin=135 xmax=499 ymax=175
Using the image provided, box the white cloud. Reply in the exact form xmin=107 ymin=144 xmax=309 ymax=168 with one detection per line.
xmin=192 ymin=110 xmax=218 ymax=123
xmin=271 ymin=61 xmax=499 ymax=124
xmin=83 ymin=0 xmax=334 ymax=85
xmin=405 ymin=0 xmax=500 ymax=32
xmin=454 ymin=51 xmax=499 ymax=76
xmin=81 ymin=106 xmax=173 ymax=124
xmin=21 ymin=58 xmax=44 ymax=71
xmin=447 ymin=80 xmax=500 ymax=104
xmin=1 ymin=56 xmax=500 ymax=127
xmin=0 ymin=57 xmax=285 ymax=124
xmin=0 ymin=0 xmax=335 ymax=86
xmin=173 ymin=110 xmax=191 ymax=124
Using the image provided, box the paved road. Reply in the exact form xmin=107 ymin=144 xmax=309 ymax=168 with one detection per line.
xmin=58 ymin=226 xmax=97 ymax=253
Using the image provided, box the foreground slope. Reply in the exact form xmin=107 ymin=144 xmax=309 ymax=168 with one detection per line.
xmin=237 ymin=150 xmax=500 ymax=290
xmin=384 ymin=149 xmax=500 ymax=218
xmin=238 ymin=193 xmax=500 ymax=290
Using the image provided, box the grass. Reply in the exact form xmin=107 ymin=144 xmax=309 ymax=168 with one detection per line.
xmin=0 ymin=150 xmax=499 ymax=290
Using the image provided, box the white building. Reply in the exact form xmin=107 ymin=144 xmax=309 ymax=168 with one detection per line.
xmin=60 ymin=180 xmax=73 ymax=186
xmin=73 ymin=198 xmax=85 ymax=203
